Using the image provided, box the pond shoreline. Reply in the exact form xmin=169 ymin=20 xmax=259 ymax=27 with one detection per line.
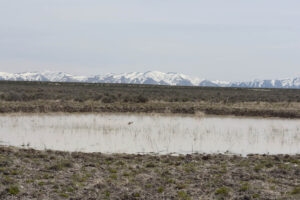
xmin=1 ymin=113 xmax=300 ymax=155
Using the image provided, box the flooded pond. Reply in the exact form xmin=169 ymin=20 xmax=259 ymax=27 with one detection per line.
xmin=0 ymin=113 xmax=300 ymax=155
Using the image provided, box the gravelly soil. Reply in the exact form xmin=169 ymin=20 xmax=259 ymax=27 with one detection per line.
xmin=0 ymin=146 xmax=300 ymax=199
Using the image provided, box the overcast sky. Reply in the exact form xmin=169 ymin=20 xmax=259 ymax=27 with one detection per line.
xmin=0 ymin=0 xmax=300 ymax=81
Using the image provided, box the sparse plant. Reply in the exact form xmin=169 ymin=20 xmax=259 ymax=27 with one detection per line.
xmin=157 ymin=186 xmax=164 ymax=193
xmin=48 ymin=160 xmax=73 ymax=171
xmin=290 ymin=186 xmax=300 ymax=195
xmin=132 ymin=192 xmax=140 ymax=197
xmin=215 ymin=186 xmax=229 ymax=197
xmin=135 ymin=95 xmax=148 ymax=103
xmin=109 ymin=174 xmax=117 ymax=180
xmin=108 ymin=168 xmax=117 ymax=173
xmin=8 ymin=185 xmax=19 ymax=195
xmin=59 ymin=192 xmax=69 ymax=198
xmin=177 ymin=191 xmax=191 ymax=200
xmin=146 ymin=162 xmax=155 ymax=168
xmin=239 ymin=182 xmax=250 ymax=192
xmin=254 ymin=163 xmax=264 ymax=172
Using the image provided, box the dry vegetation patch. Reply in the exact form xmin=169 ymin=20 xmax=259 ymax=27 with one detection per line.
xmin=0 ymin=146 xmax=300 ymax=199
xmin=0 ymin=81 xmax=300 ymax=118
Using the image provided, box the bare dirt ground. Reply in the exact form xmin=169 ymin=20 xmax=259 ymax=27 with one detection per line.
xmin=0 ymin=146 xmax=300 ymax=200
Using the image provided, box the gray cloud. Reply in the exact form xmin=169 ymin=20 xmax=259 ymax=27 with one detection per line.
xmin=0 ymin=0 xmax=300 ymax=81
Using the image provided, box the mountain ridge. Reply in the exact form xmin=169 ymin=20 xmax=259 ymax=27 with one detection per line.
xmin=0 ymin=71 xmax=300 ymax=89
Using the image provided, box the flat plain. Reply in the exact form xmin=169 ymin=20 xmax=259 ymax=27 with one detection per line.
xmin=0 ymin=81 xmax=300 ymax=199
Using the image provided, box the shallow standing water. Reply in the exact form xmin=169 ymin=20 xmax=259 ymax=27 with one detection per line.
xmin=0 ymin=113 xmax=300 ymax=155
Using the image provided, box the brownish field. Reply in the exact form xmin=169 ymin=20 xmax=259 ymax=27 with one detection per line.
xmin=1 ymin=100 xmax=300 ymax=118
xmin=0 ymin=81 xmax=300 ymax=118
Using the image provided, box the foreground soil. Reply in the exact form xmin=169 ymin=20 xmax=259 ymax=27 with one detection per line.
xmin=0 ymin=146 xmax=300 ymax=199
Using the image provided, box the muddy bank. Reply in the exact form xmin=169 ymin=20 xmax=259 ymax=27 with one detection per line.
xmin=0 ymin=146 xmax=299 ymax=199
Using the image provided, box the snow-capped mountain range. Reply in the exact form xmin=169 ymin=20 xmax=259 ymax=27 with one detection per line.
xmin=0 ymin=71 xmax=300 ymax=89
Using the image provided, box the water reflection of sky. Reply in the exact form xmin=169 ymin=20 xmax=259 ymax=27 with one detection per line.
xmin=0 ymin=113 xmax=300 ymax=156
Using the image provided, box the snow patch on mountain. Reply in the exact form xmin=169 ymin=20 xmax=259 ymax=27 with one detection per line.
xmin=0 ymin=71 xmax=299 ymax=89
